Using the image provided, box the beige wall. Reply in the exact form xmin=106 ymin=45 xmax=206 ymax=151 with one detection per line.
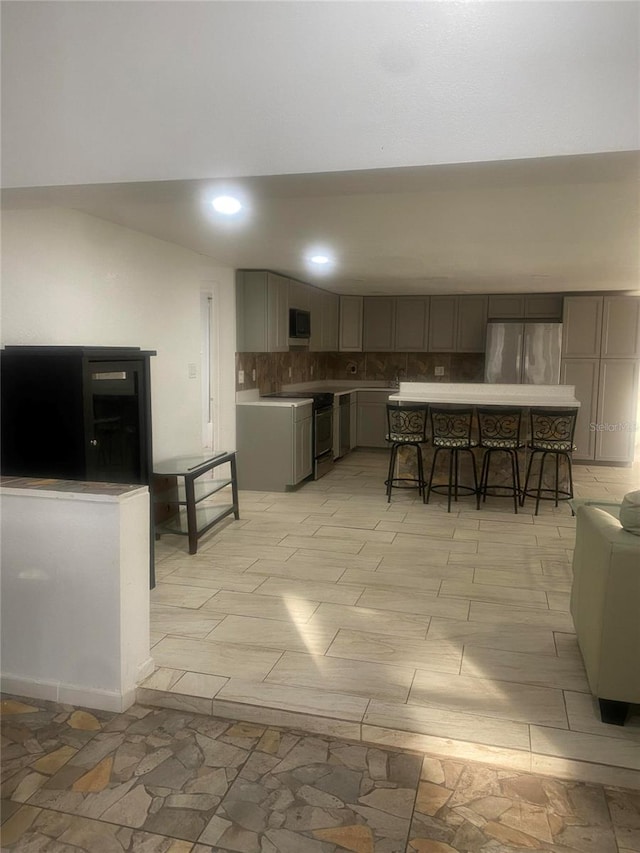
xmin=1 ymin=207 xmax=237 ymax=459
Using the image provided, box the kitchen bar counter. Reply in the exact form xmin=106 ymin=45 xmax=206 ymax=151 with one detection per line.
xmin=389 ymin=382 xmax=580 ymax=407
xmin=387 ymin=383 xmax=581 ymax=502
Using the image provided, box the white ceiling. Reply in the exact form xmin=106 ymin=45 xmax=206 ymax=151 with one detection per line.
xmin=4 ymin=151 xmax=639 ymax=294
xmin=2 ymin=2 xmax=639 ymax=295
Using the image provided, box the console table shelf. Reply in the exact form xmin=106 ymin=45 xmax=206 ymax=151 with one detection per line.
xmin=153 ymin=451 xmax=239 ymax=554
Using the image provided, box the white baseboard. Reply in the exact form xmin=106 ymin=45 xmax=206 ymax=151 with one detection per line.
xmin=1 ymin=674 xmax=135 ymax=713
xmin=137 ymin=656 xmax=155 ymax=684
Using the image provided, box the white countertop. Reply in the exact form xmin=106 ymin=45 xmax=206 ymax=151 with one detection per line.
xmin=236 ymin=398 xmax=313 ymax=409
xmin=389 ymin=382 xmax=580 ymax=408
xmin=236 ymin=383 xmax=397 ymax=406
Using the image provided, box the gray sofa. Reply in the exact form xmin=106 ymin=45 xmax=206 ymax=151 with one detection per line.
xmin=570 ymin=502 xmax=640 ymax=725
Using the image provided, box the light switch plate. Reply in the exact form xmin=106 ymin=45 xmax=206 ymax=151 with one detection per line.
xmin=188 ymin=363 xmax=197 ymax=379
xmin=435 ymin=366 xmax=445 ymax=376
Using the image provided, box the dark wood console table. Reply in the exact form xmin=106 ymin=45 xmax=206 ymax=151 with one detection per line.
xmin=153 ymin=452 xmax=239 ymax=554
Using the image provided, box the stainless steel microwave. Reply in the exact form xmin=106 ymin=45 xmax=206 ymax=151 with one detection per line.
xmin=289 ymin=308 xmax=311 ymax=339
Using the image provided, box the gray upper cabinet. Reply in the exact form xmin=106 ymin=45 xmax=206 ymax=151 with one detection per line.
xmin=488 ymin=295 xmax=525 ymax=318
xmin=394 ymin=297 xmax=429 ymax=351
xmin=363 ymin=297 xmax=396 ymax=351
xmin=525 ymin=294 xmax=563 ymax=319
xmin=457 ymin=296 xmax=488 ymax=352
xmin=308 ymin=287 xmax=339 ymax=352
xmin=428 ymin=295 xmax=487 ymax=352
xmin=321 ymin=291 xmax=340 ymax=351
xmin=339 ymin=296 xmax=364 ymax=351
xmin=488 ymin=293 xmax=563 ymax=320
xmin=309 ymin=287 xmax=323 ymax=352
xmin=428 ymin=296 xmax=457 ymax=352
xmin=236 ymin=270 xmax=288 ymax=352
xmin=562 ymin=296 xmax=603 ymax=358
xmin=601 ymin=296 xmax=640 ymax=358
xmin=288 ymin=279 xmax=310 ymax=312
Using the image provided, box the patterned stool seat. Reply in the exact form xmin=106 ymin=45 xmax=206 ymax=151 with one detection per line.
xmin=433 ymin=437 xmax=478 ymax=449
xmin=522 ymin=408 xmax=578 ymax=515
xmin=386 ymin=432 xmax=426 ymax=444
xmin=384 ymin=404 xmax=429 ymax=503
xmin=476 ymin=407 xmax=524 ymax=513
xmin=531 ymin=440 xmax=577 ymax=452
xmin=426 ymin=407 xmax=478 ymax=513
xmin=480 ymin=437 xmax=524 ymax=450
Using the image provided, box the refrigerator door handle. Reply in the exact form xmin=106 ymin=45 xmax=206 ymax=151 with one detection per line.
xmin=521 ymin=337 xmax=529 ymax=384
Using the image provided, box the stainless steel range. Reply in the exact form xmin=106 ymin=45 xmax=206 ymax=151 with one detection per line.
xmin=263 ymin=391 xmax=334 ymax=479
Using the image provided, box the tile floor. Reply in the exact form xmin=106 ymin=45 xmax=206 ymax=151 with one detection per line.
xmin=2 ymin=694 xmax=640 ymax=852
xmin=142 ymin=450 xmax=640 ymax=792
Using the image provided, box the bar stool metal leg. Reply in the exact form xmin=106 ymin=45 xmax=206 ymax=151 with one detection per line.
xmin=510 ymin=450 xmax=519 ymax=514
xmin=425 ymin=447 xmax=440 ymax=505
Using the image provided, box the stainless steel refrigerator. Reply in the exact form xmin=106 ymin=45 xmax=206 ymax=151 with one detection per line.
xmin=484 ymin=322 xmax=563 ymax=384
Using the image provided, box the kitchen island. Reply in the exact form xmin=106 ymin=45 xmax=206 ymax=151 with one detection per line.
xmin=389 ymin=381 xmax=580 ymax=408
xmin=387 ymin=382 xmax=580 ymax=505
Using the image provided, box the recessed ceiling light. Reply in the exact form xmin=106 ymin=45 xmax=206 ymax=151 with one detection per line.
xmin=310 ymin=255 xmax=330 ymax=265
xmin=212 ymin=195 xmax=242 ymax=215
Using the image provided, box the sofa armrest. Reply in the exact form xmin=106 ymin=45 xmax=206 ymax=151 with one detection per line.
xmin=570 ymin=506 xmax=640 ymax=703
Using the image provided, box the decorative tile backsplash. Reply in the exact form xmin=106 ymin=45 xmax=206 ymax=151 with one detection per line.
xmin=236 ymin=351 xmax=484 ymax=392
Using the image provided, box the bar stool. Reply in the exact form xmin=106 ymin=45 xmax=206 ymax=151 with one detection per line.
xmin=521 ymin=408 xmax=578 ymax=515
xmin=384 ymin=403 xmax=428 ymax=502
xmin=426 ymin=406 xmax=478 ymax=513
xmin=476 ymin=407 xmax=525 ymax=513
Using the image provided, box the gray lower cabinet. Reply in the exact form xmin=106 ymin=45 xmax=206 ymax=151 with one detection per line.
xmin=350 ymin=398 xmax=357 ymax=449
xmin=356 ymin=391 xmax=389 ymax=448
xmin=595 ymin=359 xmax=640 ymax=463
xmin=560 ymin=358 xmax=599 ymax=460
xmin=236 ymin=403 xmax=313 ymax=490
xmin=561 ymin=357 xmax=639 ymax=464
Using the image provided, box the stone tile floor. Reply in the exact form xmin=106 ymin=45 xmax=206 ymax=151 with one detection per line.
xmin=143 ymin=450 xmax=640 ymax=789
xmin=2 ymin=695 xmax=640 ymax=852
